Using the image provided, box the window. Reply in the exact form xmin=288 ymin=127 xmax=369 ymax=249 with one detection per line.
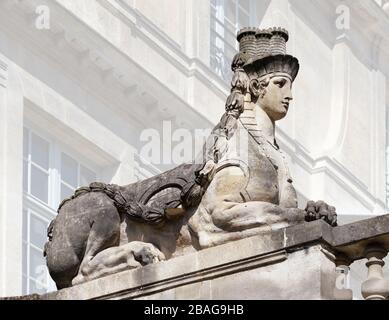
xmin=23 ymin=130 xmax=50 ymax=204
xmin=22 ymin=208 xmax=54 ymax=294
xmin=210 ymin=0 xmax=256 ymax=82
xmin=22 ymin=127 xmax=98 ymax=294
xmin=60 ymin=153 xmax=96 ymax=202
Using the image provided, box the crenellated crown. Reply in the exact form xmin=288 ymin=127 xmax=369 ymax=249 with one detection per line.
xmin=232 ymin=27 xmax=299 ymax=82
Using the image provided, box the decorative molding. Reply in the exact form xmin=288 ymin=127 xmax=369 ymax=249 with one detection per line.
xmin=24 ymin=99 xmax=121 ymax=168
xmin=97 ymin=0 xmax=230 ymax=97
xmin=115 ymin=0 xmax=182 ymax=51
xmin=290 ymin=0 xmax=389 ymax=77
xmin=0 ymin=58 xmax=8 ymax=88
xmin=277 ymin=128 xmax=386 ymax=212
xmin=103 ymin=251 xmax=288 ymax=300
xmin=0 ymin=0 xmax=215 ymax=131
xmin=357 ymin=1 xmax=389 ymax=76
xmin=43 ymin=244 xmax=289 ymax=300
xmin=320 ymin=246 xmax=337 ymax=263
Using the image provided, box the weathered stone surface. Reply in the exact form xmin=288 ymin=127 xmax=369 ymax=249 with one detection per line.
xmin=332 ymin=214 xmax=389 ymax=259
xmin=44 ymin=26 xmax=338 ymax=290
xmin=0 ymin=294 xmax=41 ymax=301
xmin=39 ymin=214 xmax=389 ymax=300
xmin=137 ymin=246 xmax=334 ymax=300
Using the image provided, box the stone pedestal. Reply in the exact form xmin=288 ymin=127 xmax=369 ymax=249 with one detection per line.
xmin=5 ymin=215 xmax=388 ymax=300
xmin=40 ymin=220 xmax=341 ymax=300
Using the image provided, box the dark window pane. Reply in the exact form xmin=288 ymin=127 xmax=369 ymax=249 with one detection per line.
xmin=61 ymin=153 xmax=78 ymax=187
xmin=31 ymin=165 xmax=48 ymax=203
xmin=31 ymin=133 xmax=49 ymax=170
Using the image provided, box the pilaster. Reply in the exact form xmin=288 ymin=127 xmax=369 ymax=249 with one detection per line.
xmin=0 ymin=55 xmax=24 ymax=296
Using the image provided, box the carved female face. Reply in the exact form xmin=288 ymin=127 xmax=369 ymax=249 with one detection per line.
xmin=258 ymin=75 xmax=293 ymax=122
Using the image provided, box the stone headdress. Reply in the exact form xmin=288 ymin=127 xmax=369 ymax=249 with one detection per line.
xmin=233 ymin=27 xmax=299 ymax=81
xmin=225 ymin=27 xmax=300 ymax=118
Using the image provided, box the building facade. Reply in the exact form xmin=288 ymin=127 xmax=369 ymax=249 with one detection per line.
xmin=0 ymin=0 xmax=388 ymax=297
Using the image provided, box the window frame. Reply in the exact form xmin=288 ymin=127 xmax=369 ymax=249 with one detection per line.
xmin=210 ymin=0 xmax=257 ymax=81
xmin=22 ymin=207 xmax=55 ymax=294
xmin=22 ymin=123 xmax=100 ymax=294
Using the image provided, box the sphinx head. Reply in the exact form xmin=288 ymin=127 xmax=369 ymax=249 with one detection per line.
xmin=242 ymin=51 xmax=299 ymax=122
xmin=250 ymin=73 xmax=293 ymax=121
xmin=233 ymin=27 xmax=299 ymax=122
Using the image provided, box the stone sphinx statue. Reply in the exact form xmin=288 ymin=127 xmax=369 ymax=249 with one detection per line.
xmin=44 ymin=27 xmax=338 ymax=289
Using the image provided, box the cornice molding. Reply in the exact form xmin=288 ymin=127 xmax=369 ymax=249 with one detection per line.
xmin=0 ymin=0 xmax=214 ymax=131
xmin=352 ymin=0 xmax=389 ymax=75
xmin=0 ymin=57 xmax=8 ymax=88
xmin=289 ymin=0 xmax=389 ymax=76
xmin=58 ymin=0 xmax=222 ymax=125
xmin=97 ymin=0 xmax=230 ymax=97
xmin=110 ymin=0 xmax=183 ymax=51
xmin=277 ymin=128 xmax=386 ymax=212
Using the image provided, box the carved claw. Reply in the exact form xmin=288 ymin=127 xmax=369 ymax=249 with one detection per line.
xmin=132 ymin=243 xmax=166 ymax=266
xmin=305 ymin=200 xmax=338 ymax=227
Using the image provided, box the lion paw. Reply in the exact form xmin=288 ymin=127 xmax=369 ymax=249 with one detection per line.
xmin=305 ymin=200 xmax=338 ymax=227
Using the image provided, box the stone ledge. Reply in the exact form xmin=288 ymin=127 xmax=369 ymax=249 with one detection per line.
xmin=38 ymin=215 xmax=389 ymax=300
xmin=0 ymin=294 xmax=40 ymax=301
